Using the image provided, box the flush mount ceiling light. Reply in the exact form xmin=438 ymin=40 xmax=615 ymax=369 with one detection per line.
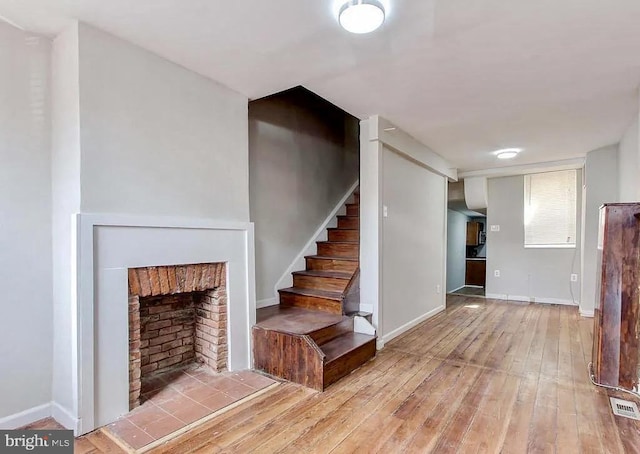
xmin=494 ymin=148 xmax=523 ymax=160
xmin=339 ymin=0 xmax=386 ymax=34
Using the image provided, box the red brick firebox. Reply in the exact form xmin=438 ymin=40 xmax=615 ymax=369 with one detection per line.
xmin=128 ymin=263 xmax=227 ymax=409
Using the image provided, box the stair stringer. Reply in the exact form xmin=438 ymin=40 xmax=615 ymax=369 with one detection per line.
xmin=268 ymin=180 xmax=359 ymax=306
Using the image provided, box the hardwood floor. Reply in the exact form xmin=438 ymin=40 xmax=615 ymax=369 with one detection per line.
xmin=69 ymin=295 xmax=640 ymax=453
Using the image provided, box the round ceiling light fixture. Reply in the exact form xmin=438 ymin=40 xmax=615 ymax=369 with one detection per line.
xmin=494 ymin=148 xmax=523 ymax=159
xmin=339 ymin=0 xmax=386 ymax=34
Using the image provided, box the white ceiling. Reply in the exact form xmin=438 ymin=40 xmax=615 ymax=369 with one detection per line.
xmin=2 ymin=0 xmax=640 ymax=171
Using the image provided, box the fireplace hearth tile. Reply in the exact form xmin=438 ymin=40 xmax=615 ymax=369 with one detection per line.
xmin=171 ymin=401 xmax=212 ymax=425
xmin=141 ymin=414 xmax=184 ymax=439
xmin=107 ymin=419 xmax=155 ymax=450
xmin=200 ymin=391 xmax=236 ymax=412
xmin=107 ymin=366 xmax=278 ymax=450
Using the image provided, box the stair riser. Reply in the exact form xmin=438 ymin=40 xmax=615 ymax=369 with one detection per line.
xmin=346 ymin=204 xmax=359 ymax=216
xmin=323 ymin=339 xmax=376 ymax=389
xmin=305 ymin=257 xmax=358 ymax=273
xmin=338 ymin=216 xmax=358 ymax=229
xmin=317 ymin=242 xmax=358 ymax=258
xmin=328 ymin=229 xmax=359 ymax=242
xmin=309 ymin=318 xmax=354 ymax=345
xmin=293 ymin=274 xmax=350 ymax=292
xmin=279 ymin=291 xmax=342 ymax=314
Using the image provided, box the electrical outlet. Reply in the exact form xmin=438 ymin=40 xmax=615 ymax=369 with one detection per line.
xmin=383 ymin=205 xmax=388 ymax=218
xmin=491 ymin=225 xmax=500 ymax=232
xmin=436 ymin=284 xmax=441 ymax=294
xmin=494 ymin=270 xmax=500 ymax=277
xmin=571 ymin=274 xmax=578 ymax=282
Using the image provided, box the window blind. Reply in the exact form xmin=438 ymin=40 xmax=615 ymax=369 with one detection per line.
xmin=524 ymin=170 xmax=577 ymax=247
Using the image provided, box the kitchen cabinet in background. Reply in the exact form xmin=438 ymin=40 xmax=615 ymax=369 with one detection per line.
xmin=465 ymin=259 xmax=486 ymax=286
xmin=466 ymin=222 xmax=481 ymax=246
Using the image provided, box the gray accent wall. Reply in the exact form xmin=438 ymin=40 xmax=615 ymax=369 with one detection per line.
xmin=446 ymin=209 xmax=469 ymax=292
xmin=249 ymin=87 xmax=359 ymax=302
xmin=485 ymin=174 xmax=582 ymax=303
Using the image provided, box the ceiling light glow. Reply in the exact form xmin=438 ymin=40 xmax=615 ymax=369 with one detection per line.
xmin=493 ymin=148 xmax=522 ymax=160
xmin=339 ymin=0 xmax=385 ymax=34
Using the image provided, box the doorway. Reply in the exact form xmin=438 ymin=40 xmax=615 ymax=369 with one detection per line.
xmin=446 ymin=210 xmax=487 ymax=299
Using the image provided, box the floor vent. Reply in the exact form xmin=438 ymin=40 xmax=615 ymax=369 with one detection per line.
xmin=609 ymin=397 xmax=640 ymax=420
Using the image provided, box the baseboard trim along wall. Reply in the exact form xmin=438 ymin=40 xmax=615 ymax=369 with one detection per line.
xmin=256 ymin=297 xmax=277 ymax=309
xmin=381 ymin=305 xmax=446 ymax=346
xmin=485 ymin=293 xmax=579 ymax=306
xmin=52 ymin=402 xmax=79 ymax=433
xmin=579 ymin=309 xmax=595 ymax=318
xmin=0 ymin=403 xmax=51 ymax=430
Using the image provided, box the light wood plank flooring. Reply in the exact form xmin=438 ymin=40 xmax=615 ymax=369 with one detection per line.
xmin=69 ymin=295 xmax=640 ymax=453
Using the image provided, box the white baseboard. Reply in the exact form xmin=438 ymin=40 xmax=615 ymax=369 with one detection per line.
xmin=0 ymin=402 xmax=51 ymax=430
xmin=273 ymin=180 xmax=359 ymax=296
xmin=579 ymin=309 xmax=594 ymax=317
xmin=447 ymin=285 xmax=465 ymax=294
xmin=0 ymin=401 xmax=80 ymax=433
xmin=52 ymin=402 xmax=79 ymax=434
xmin=382 ymin=305 xmax=445 ymax=345
xmin=359 ymin=303 xmax=373 ymax=314
xmin=256 ymin=297 xmax=278 ymax=309
xmin=485 ymin=293 xmax=579 ymax=306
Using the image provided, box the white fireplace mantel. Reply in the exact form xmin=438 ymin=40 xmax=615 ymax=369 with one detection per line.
xmin=70 ymin=213 xmax=255 ymax=435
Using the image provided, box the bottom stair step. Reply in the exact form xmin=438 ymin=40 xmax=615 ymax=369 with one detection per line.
xmin=322 ymin=332 xmax=377 ymax=388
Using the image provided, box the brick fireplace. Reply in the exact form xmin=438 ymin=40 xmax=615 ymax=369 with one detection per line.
xmin=127 ymin=263 xmax=227 ymax=409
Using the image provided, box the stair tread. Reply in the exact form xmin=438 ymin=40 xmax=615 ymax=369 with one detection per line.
xmin=279 ymin=286 xmax=343 ymax=301
xmin=322 ymin=332 xmax=376 ymax=363
xmin=255 ymin=305 xmax=346 ymax=335
xmin=317 ymin=240 xmax=358 ymax=245
xmin=305 ymin=255 xmax=359 ymax=261
xmin=292 ymin=270 xmax=352 ymax=279
xmin=327 ymin=228 xmax=358 ymax=231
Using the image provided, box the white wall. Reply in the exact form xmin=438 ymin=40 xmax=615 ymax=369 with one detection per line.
xmin=51 ymin=23 xmax=81 ymax=421
xmin=382 ymin=147 xmax=448 ymax=341
xmin=359 ymin=120 xmax=382 ymax=328
xmin=580 ymin=145 xmax=618 ymax=317
xmin=48 ymin=22 xmax=253 ymax=429
xmin=361 ymin=117 xmax=451 ymax=348
xmin=249 ymin=88 xmax=359 ymax=303
xmin=77 ymin=24 xmax=249 ymax=221
xmin=618 ymin=117 xmax=639 ymax=202
xmin=446 ymin=210 xmax=469 ymax=292
xmin=486 ymin=174 xmax=582 ymax=304
xmin=381 ymin=146 xmax=447 ymax=343
xmin=360 ymin=116 xmax=452 ymax=348
xmin=0 ymin=23 xmax=52 ymax=424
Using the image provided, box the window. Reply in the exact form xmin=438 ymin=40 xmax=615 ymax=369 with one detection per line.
xmin=524 ymin=169 xmax=577 ymax=248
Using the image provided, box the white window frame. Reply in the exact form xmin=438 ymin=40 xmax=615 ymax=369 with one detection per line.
xmin=523 ymin=169 xmax=577 ymax=249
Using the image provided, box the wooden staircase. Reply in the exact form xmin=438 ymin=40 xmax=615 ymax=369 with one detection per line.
xmin=253 ymin=190 xmax=376 ymax=391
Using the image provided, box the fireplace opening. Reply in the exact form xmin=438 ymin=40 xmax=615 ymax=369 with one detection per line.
xmin=128 ymin=263 xmax=227 ymax=410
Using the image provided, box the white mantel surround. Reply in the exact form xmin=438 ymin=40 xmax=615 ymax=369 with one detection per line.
xmin=72 ymin=214 xmax=255 ymax=435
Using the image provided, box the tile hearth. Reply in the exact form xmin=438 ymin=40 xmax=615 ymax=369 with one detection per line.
xmin=107 ymin=365 xmax=277 ymax=450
